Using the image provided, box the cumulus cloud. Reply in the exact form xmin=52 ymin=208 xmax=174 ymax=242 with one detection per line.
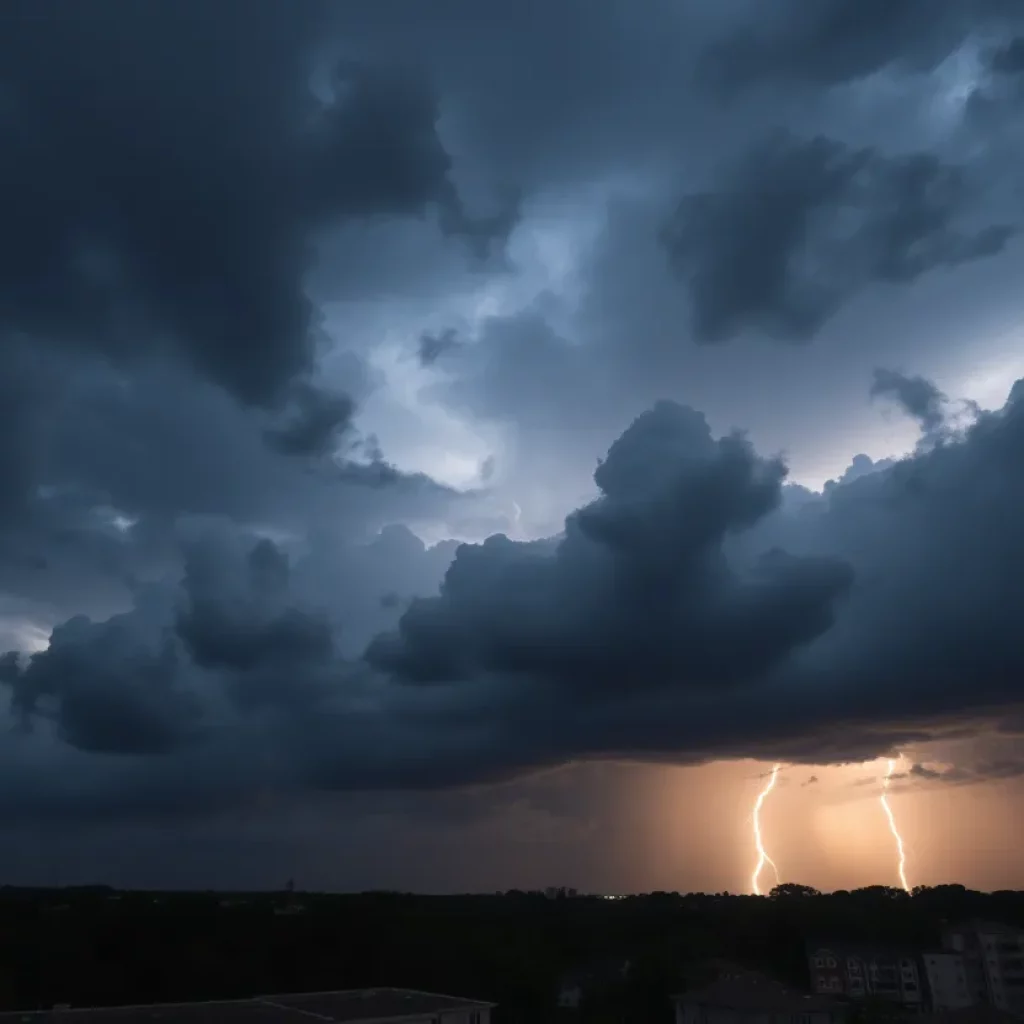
xmin=0 ymin=0 xmax=497 ymax=624
xmin=0 ymin=522 xmax=462 ymax=818
xmin=5 ymin=376 xmax=1024 ymax=819
xmin=367 ymin=402 xmax=852 ymax=690
xmin=825 ymin=454 xmax=898 ymax=491
xmin=4 ymin=0 xmax=1024 ymax=891
xmin=661 ymin=132 xmax=1013 ymax=343
xmin=0 ymin=0 xmax=502 ymax=407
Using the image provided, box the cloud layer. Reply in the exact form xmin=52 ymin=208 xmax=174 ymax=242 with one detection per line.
xmin=4 ymin=376 xmax=1024 ymax=819
xmin=662 ymin=132 xmax=1012 ymax=343
xmin=2 ymin=0 xmax=1024 ymax=890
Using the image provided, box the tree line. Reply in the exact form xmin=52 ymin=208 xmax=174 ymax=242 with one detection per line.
xmin=0 ymin=883 xmax=1020 ymax=1024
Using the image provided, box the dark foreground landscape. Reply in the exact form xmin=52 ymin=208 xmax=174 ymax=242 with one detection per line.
xmin=1 ymin=883 xmax=1022 ymax=1022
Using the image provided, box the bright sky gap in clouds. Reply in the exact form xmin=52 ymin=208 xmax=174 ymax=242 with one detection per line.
xmin=2 ymin=0 xmax=1024 ymax=894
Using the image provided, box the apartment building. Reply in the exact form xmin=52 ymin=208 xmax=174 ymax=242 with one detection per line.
xmin=807 ymin=942 xmax=924 ymax=1011
xmin=922 ymin=952 xmax=975 ymax=1011
xmin=941 ymin=920 xmax=1024 ymax=1015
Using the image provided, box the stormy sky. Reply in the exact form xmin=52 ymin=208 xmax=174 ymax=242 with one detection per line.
xmin=2 ymin=0 xmax=1024 ymax=894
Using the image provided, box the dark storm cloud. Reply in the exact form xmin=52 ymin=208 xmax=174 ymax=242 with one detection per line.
xmin=8 ymin=374 xmax=1024 ymax=820
xmin=6 ymin=0 xmax=1024 ymax=847
xmin=312 ymin=375 xmax=1024 ymax=771
xmin=870 ymin=369 xmax=949 ymax=434
xmin=0 ymin=0 xmax=496 ymax=617
xmin=264 ymin=384 xmax=356 ymax=458
xmin=366 ymin=402 xmax=853 ymax=689
xmin=0 ymin=523 xmax=458 ymax=790
xmin=968 ymin=35 xmax=1024 ymax=131
xmin=0 ymin=598 xmax=202 ymax=757
xmin=176 ymin=539 xmax=335 ymax=692
xmin=661 ymin=132 xmax=1014 ymax=344
xmin=0 ymin=351 xmax=461 ymax=632
xmin=0 ymin=0 xmax=489 ymax=407
xmin=701 ymin=0 xmax=1019 ymax=94
xmin=417 ymin=328 xmax=463 ymax=367
xmin=988 ymin=37 xmax=1024 ymax=74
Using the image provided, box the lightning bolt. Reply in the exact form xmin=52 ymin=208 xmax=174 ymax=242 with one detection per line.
xmin=880 ymin=754 xmax=911 ymax=893
xmin=751 ymin=763 xmax=781 ymax=896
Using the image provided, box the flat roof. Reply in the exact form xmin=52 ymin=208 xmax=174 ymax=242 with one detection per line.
xmin=0 ymin=988 xmax=495 ymax=1024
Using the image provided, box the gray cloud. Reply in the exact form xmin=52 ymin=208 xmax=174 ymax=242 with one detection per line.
xmin=3 ymin=0 xmax=1024 ymax=890
xmin=6 ymin=375 xmax=1024 ymax=819
xmin=967 ymin=34 xmax=1024 ymax=134
xmin=0 ymin=0 xmax=495 ymax=617
xmin=701 ymin=0 xmax=1019 ymax=94
xmin=907 ymin=757 xmax=1024 ymax=785
xmin=0 ymin=595 xmax=202 ymax=757
xmin=870 ymin=368 xmax=949 ymax=434
xmin=368 ymin=402 xmax=853 ymax=690
xmin=662 ymin=132 xmax=1014 ymax=344
xmin=0 ymin=522 xmax=462 ymax=817
xmin=417 ymin=328 xmax=463 ymax=367
xmin=0 ymin=0 xmax=476 ymax=408
xmin=989 ymin=36 xmax=1024 ymax=74
xmin=826 ymin=454 xmax=898 ymax=491
xmin=264 ymin=384 xmax=356 ymax=459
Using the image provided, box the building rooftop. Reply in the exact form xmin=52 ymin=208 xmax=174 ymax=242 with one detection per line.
xmin=675 ymin=969 xmax=843 ymax=1014
xmin=0 ymin=988 xmax=495 ymax=1024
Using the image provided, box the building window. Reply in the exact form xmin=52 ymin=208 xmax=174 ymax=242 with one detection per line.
xmin=468 ymin=1014 xmax=481 ymax=1024
xmin=814 ymin=957 xmax=825 ymax=969
xmin=827 ymin=957 xmax=837 ymax=968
